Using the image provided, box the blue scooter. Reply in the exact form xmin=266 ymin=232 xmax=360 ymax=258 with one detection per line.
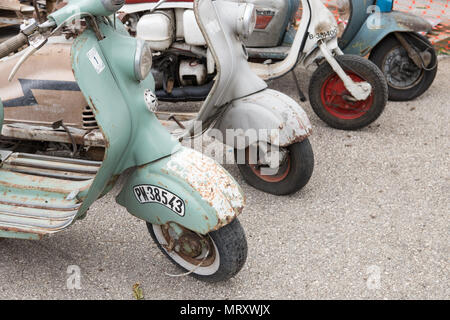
xmin=339 ymin=0 xmax=438 ymax=101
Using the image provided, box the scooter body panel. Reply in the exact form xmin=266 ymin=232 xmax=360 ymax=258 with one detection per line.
xmin=116 ymin=147 xmax=245 ymax=235
xmin=341 ymin=11 xmax=432 ymax=56
xmin=0 ymin=40 xmax=86 ymax=128
xmin=214 ymin=89 xmax=312 ymax=148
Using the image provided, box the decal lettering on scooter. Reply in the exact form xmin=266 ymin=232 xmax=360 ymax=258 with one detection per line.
xmin=2 ymin=79 xmax=80 ymax=108
xmin=133 ymin=185 xmax=185 ymax=217
xmin=87 ymin=48 xmax=105 ymax=75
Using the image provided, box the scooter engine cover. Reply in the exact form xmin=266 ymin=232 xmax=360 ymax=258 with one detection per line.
xmin=136 ymin=11 xmax=175 ymax=51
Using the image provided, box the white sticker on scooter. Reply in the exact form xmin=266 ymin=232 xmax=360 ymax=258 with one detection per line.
xmin=133 ymin=185 xmax=185 ymax=217
xmin=205 ymin=20 xmax=221 ymax=34
xmin=87 ymin=48 xmax=105 ymax=74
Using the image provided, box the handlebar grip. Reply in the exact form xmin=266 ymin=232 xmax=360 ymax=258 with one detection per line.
xmin=0 ymin=33 xmax=29 ymax=60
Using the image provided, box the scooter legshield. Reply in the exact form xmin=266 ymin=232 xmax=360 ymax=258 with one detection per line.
xmin=70 ymin=23 xmax=179 ymax=217
xmin=116 ymin=147 xmax=245 ymax=235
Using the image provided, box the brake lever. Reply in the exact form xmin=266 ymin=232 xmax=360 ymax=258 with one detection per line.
xmin=8 ymin=34 xmax=48 ymax=82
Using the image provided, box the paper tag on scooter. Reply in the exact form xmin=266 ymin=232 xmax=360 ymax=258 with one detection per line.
xmin=87 ymin=48 xmax=105 ymax=74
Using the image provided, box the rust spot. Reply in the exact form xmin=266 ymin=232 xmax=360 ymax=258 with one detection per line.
xmin=0 ymin=226 xmax=45 ymax=239
xmin=315 ymin=21 xmax=334 ymax=34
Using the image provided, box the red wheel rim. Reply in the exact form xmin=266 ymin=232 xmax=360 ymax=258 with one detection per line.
xmin=320 ymin=72 xmax=374 ymax=120
xmin=248 ymin=153 xmax=291 ymax=183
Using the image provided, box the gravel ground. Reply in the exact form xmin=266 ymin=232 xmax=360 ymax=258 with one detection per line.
xmin=0 ymin=58 xmax=448 ymax=300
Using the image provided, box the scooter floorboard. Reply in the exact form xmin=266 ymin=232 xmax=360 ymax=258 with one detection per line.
xmin=0 ymin=152 xmax=101 ymax=239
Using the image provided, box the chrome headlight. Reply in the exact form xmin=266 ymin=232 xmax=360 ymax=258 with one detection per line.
xmin=134 ymin=39 xmax=153 ymax=81
xmin=237 ymin=4 xmax=257 ymax=38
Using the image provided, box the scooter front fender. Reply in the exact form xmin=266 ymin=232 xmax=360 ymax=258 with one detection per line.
xmin=116 ymin=147 xmax=245 ymax=235
xmin=342 ymin=11 xmax=432 ymax=56
xmin=214 ymin=89 xmax=312 ymax=148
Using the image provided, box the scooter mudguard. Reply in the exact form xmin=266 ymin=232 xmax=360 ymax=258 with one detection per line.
xmin=70 ymin=21 xmax=179 ymax=217
xmin=116 ymin=147 xmax=245 ymax=235
xmin=214 ymin=89 xmax=312 ymax=148
xmin=342 ymin=11 xmax=432 ymax=56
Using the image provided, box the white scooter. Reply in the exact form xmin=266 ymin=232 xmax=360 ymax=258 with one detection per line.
xmin=1 ymin=0 xmax=314 ymax=196
xmin=120 ymin=0 xmax=389 ymax=131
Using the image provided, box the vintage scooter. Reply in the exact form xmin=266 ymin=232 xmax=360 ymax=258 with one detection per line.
xmin=1 ymin=0 xmax=315 ymax=196
xmin=0 ymin=0 xmax=249 ymax=283
xmin=248 ymin=0 xmax=389 ymax=131
xmin=338 ymin=0 xmax=438 ymax=101
xmin=120 ymin=0 xmax=388 ymax=131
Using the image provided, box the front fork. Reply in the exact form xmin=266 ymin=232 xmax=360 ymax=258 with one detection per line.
xmin=318 ymin=41 xmax=372 ymax=101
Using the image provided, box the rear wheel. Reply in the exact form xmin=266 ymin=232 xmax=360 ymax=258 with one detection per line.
xmin=309 ymin=55 xmax=388 ymax=130
xmin=147 ymin=219 xmax=247 ymax=283
xmin=369 ymin=33 xmax=438 ymax=101
xmin=236 ymin=139 xmax=314 ymax=195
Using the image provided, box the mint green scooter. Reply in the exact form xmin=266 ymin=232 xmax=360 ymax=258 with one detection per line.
xmin=0 ymin=0 xmax=247 ymax=283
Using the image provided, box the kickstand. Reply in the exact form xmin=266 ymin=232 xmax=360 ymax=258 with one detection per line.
xmin=291 ymin=70 xmax=307 ymax=102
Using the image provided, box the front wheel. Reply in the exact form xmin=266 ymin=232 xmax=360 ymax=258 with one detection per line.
xmin=236 ymin=139 xmax=314 ymax=196
xmin=369 ymin=33 xmax=438 ymax=101
xmin=309 ymin=54 xmax=388 ymax=130
xmin=147 ymin=218 xmax=247 ymax=283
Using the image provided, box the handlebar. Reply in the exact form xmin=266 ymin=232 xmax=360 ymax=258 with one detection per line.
xmin=0 ymin=33 xmax=29 ymax=60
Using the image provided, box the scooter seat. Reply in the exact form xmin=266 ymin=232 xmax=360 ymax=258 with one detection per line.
xmin=0 ymin=153 xmax=101 ymax=239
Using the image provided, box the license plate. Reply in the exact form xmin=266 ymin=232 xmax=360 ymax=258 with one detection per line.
xmin=309 ymin=28 xmax=338 ymax=41
xmin=133 ymin=185 xmax=185 ymax=217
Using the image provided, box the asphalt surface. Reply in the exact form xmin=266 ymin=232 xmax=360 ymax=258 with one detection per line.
xmin=0 ymin=58 xmax=449 ymax=300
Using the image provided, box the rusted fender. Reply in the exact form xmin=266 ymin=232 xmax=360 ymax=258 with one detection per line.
xmin=214 ymin=88 xmax=312 ymax=148
xmin=342 ymin=11 xmax=432 ymax=56
xmin=116 ymin=147 xmax=245 ymax=235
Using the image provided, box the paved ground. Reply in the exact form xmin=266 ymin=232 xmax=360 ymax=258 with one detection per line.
xmin=0 ymin=57 xmax=449 ymax=300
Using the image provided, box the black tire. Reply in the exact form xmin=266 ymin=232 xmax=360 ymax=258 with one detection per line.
xmin=147 ymin=218 xmax=247 ymax=283
xmin=369 ymin=33 xmax=438 ymax=101
xmin=236 ymin=139 xmax=314 ymax=196
xmin=309 ymin=54 xmax=388 ymax=130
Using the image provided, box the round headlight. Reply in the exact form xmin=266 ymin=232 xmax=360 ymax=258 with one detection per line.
xmin=237 ymin=4 xmax=257 ymax=38
xmin=134 ymin=39 xmax=153 ymax=81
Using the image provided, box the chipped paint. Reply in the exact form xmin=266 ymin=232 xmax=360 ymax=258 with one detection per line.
xmin=0 ymin=152 xmax=99 ymax=237
xmin=166 ymin=148 xmax=244 ymax=229
xmin=216 ymin=89 xmax=312 ymax=148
